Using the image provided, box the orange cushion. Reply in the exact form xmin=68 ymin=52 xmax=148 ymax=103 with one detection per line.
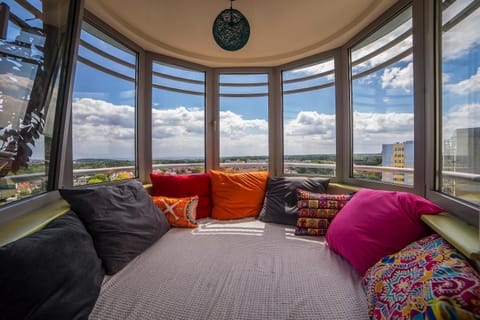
xmin=151 ymin=196 xmax=198 ymax=228
xmin=210 ymin=170 xmax=269 ymax=220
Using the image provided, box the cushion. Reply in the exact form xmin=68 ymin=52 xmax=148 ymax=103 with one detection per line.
xmin=152 ymin=195 xmax=199 ymax=228
xmin=363 ymin=234 xmax=480 ymax=319
xmin=258 ymin=176 xmax=330 ymax=225
xmin=325 ymin=189 xmax=444 ymax=275
xmin=210 ymin=170 xmax=269 ymax=220
xmin=0 ymin=211 xmax=104 ymax=319
xmin=295 ymin=190 xmax=352 ymax=236
xmin=150 ymin=173 xmax=212 ymax=219
xmin=60 ymin=180 xmax=170 ymax=275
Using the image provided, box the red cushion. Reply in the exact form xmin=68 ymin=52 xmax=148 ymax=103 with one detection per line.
xmin=150 ymin=173 xmax=212 ymax=218
xmin=325 ymin=189 xmax=444 ymax=276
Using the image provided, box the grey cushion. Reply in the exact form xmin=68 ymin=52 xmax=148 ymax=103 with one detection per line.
xmin=0 ymin=211 xmax=104 ymax=320
xmin=258 ymin=177 xmax=330 ymax=226
xmin=60 ymin=180 xmax=170 ymax=275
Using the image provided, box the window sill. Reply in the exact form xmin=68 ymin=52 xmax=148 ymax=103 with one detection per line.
xmin=421 ymin=213 xmax=480 ymax=261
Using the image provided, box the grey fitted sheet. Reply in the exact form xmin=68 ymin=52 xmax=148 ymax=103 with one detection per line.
xmin=90 ymin=218 xmax=368 ymax=320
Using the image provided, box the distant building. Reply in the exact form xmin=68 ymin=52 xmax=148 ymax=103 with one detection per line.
xmin=381 ymin=140 xmax=414 ymax=186
xmin=443 ymin=127 xmax=480 ymax=197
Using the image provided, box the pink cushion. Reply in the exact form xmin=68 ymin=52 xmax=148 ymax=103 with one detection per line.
xmin=325 ymin=189 xmax=444 ymax=276
xmin=150 ymin=173 xmax=211 ymax=219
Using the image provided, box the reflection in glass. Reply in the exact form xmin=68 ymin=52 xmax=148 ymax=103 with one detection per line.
xmin=440 ymin=0 xmax=480 ymax=206
xmin=0 ymin=0 xmax=72 ymax=204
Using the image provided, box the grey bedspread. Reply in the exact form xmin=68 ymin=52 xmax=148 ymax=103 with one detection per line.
xmin=90 ymin=218 xmax=368 ymax=320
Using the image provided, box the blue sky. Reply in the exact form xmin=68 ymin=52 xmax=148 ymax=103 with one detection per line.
xmin=2 ymin=0 xmax=477 ymax=163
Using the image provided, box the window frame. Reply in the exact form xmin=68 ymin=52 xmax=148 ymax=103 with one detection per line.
xmin=61 ymin=10 xmax=145 ymax=187
xmin=278 ymin=50 xmax=339 ymax=179
xmin=147 ymin=53 xmax=208 ymax=175
xmin=213 ymin=67 xmax=274 ymax=172
xmin=341 ymin=0 xmax=426 ymax=195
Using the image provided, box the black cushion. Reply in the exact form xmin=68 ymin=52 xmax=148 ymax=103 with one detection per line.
xmin=258 ymin=176 xmax=330 ymax=225
xmin=0 ymin=211 xmax=104 ymax=320
xmin=59 ymin=180 xmax=170 ymax=275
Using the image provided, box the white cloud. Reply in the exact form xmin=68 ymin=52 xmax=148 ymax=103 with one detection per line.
xmin=68 ymin=98 xmax=480 ymax=159
xmin=72 ymin=98 xmax=135 ymax=159
xmin=381 ymin=62 xmax=413 ymax=92
xmin=442 ymin=103 xmax=480 ymax=139
xmin=290 ymin=60 xmax=334 ymax=77
xmin=442 ymin=2 xmax=480 ymax=61
xmin=353 ymin=111 xmax=414 ymax=153
xmin=284 ymin=111 xmax=336 ymax=155
xmin=444 ymin=67 xmax=480 ymax=95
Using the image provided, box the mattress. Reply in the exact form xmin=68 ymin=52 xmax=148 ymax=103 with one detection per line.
xmin=90 ymin=218 xmax=368 ymax=320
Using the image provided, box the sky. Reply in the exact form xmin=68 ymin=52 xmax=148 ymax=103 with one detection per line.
xmin=1 ymin=0 xmax=479 ymax=163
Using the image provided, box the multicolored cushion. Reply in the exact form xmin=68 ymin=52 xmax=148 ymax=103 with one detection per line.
xmin=297 ymin=208 xmax=338 ymax=219
xmin=210 ymin=170 xmax=269 ymax=220
xmin=294 ymin=190 xmax=352 ymax=236
xmin=150 ymin=173 xmax=211 ymax=218
xmin=363 ymin=234 xmax=480 ymax=319
xmin=326 ymin=189 xmax=444 ymax=275
xmin=151 ymin=196 xmax=199 ymax=228
xmin=294 ymin=227 xmax=327 ymax=236
xmin=296 ymin=190 xmax=352 ymax=210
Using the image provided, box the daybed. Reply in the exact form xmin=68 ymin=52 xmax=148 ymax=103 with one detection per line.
xmin=1 ymin=171 xmax=479 ymax=320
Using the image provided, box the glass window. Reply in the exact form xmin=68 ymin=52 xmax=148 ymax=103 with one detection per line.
xmin=283 ymin=58 xmax=336 ymax=176
xmin=151 ymin=61 xmax=205 ymax=175
xmin=0 ymin=0 xmax=72 ymax=204
xmin=71 ymin=21 xmax=137 ymax=186
xmin=350 ymin=7 xmax=414 ymax=186
xmin=439 ymin=0 xmax=480 ymax=206
xmin=219 ymin=73 xmax=269 ymax=172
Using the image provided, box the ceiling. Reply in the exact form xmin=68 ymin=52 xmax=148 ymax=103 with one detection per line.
xmin=85 ymin=0 xmax=398 ymax=67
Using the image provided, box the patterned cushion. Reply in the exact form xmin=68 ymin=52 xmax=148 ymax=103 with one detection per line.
xmin=152 ymin=196 xmax=199 ymax=228
xmin=295 ymin=190 xmax=352 ymax=236
xmin=363 ymin=234 xmax=480 ymax=319
xmin=296 ymin=190 xmax=352 ymax=209
xmin=150 ymin=173 xmax=212 ymax=219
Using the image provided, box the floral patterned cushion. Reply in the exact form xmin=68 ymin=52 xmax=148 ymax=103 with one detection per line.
xmin=151 ymin=195 xmax=199 ymax=228
xmin=363 ymin=233 xmax=480 ymax=320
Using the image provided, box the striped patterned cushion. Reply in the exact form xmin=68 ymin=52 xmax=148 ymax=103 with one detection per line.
xmin=294 ymin=189 xmax=352 ymax=236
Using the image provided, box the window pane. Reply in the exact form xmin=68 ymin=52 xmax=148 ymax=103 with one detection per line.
xmin=0 ymin=0 xmax=72 ymax=204
xmin=152 ymin=61 xmax=205 ymax=175
xmin=440 ymin=0 xmax=480 ymax=206
xmin=219 ymin=73 xmax=268 ymax=172
xmin=72 ymin=22 xmax=137 ymax=186
xmin=283 ymin=58 xmax=336 ymax=176
xmin=350 ymin=7 xmax=414 ymax=186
